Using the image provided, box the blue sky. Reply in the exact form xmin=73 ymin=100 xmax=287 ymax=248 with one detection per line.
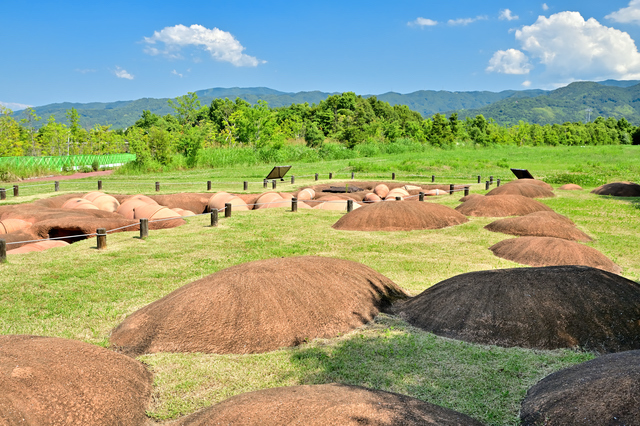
xmin=3 ymin=1 xmax=640 ymax=109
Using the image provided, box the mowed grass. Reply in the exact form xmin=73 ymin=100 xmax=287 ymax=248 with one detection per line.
xmin=1 ymin=145 xmax=640 ymax=424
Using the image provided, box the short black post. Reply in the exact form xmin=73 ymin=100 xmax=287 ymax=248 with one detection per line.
xmin=351 ymin=172 xmax=354 ymax=179
xmin=291 ymin=175 xmax=295 ymax=185
xmin=315 ymin=173 xmax=319 ymax=181
xmin=139 ymin=218 xmax=149 ymax=239
xmin=464 ymin=186 xmax=470 ymax=196
xmin=54 ymin=181 xmax=59 ymax=192
xmin=347 ymin=199 xmax=354 ymax=212
xmin=224 ymin=203 xmax=232 ymax=218
xmin=272 ymin=180 xmax=277 ymax=190
xmin=449 ymin=184 xmax=455 ymax=195
xmin=0 ymin=188 xmax=5 ymax=201
xmin=392 ymin=173 xmax=396 ymax=180
xmin=432 ymin=175 xmax=435 ymax=183
xmin=497 ymin=179 xmax=501 ymax=187
xmin=395 ymin=196 xmax=401 ymax=201
xmin=490 ymin=176 xmax=494 ymax=185
xmin=207 ymin=181 xmax=212 ymax=191
xmin=243 ymin=181 xmax=248 ymax=191
xmin=0 ymin=239 xmax=6 ymax=263
xmin=96 ymin=228 xmax=107 ymax=250
xmin=419 ymin=192 xmax=425 ymax=201
xmin=13 ymin=185 xmax=18 ymax=197
xmin=210 ymin=209 xmax=218 ymax=227
xmin=292 ymin=197 xmax=298 ymax=212
xmin=329 ymin=172 xmax=333 ymax=179
xmin=478 ymin=175 xmax=481 ymax=184
xmin=485 ymin=181 xmax=490 ymax=190
xmin=263 ymin=179 xmax=268 ymax=189
xmin=98 ymin=180 xmax=102 ymax=190
xmin=155 ymin=182 xmax=160 ymax=192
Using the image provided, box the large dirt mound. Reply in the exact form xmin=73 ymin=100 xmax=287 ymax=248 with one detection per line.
xmin=485 ymin=214 xmax=591 ymax=241
xmin=521 ymin=350 xmax=640 ymax=425
xmin=486 ymin=183 xmax=555 ymax=198
xmin=332 ymin=201 xmax=468 ymax=231
xmin=455 ymin=195 xmax=553 ymax=217
xmin=110 ymin=256 xmax=408 ymax=356
xmin=591 ymin=181 xmax=640 ymax=197
xmin=172 ymin=384 xmax=484 ymax=426
xmin=395 ymin=266 xmax=640 ymax=352
xmin=489 ymin=237 xmax=621 ymax=273
xmin=0 ymin=335 xmax=152 ymax=425
xmin=150 ymin=193 xmax=210 ymax=214
xmin=504 ymin=178 xmax=553 ymax=190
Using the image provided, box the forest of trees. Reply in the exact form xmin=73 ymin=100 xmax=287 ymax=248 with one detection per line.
xmin=1 ymin=91 xmax=639 ymax=166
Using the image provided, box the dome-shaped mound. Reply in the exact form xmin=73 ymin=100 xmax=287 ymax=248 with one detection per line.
xmin=332 ymin=201 xmax=468 ymax=231
xmin=455 ymin=195 xmax=553 ymax=217
xmin=489 ymin=237 xmax=621 ymax=273
xmin=523 ymin=210 xmax=574 ymax=225
xmin=521 ymin=350 xmax=640 ymax=425
xmin=396 ymin=266 xmax=640 ymax=352
xmin=151 ymin=193 xmax=210 ymax=214
xmin=82 ymin=192 xmax=120 ymax=212
xmin=486 ymin=183 xmax=555 ymax=198
xmin=175 ymin=384 xmax=484 ymax=426
xmin=485 ymin=215 xmax=591 ymax=241
xmin=0 ymin=335 xmax=152 ymax=425
xmin=504 ymin=178 xmax=553 ymax=190
xmin=0 ymin=218 xmax=32 ymax=234
xmin=110 ymin=256 xmax=408 ymax=356
xmin=459 ymin=193 xmax=483 ymax=202
xmin=61 ymin=197 xmax=100 ymax=210
xmin=591 ymin=181 xmax=640 ymax=197
xmin=558 ymin=183 xmax=583 ymax=190
xmin=7 ymin=240 xmax=69 ymax=254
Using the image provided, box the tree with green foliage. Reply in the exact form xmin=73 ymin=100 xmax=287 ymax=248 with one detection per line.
xmin=0 ymin=106 xmax=23 ymax=156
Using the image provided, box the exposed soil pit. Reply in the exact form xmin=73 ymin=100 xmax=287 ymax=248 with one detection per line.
xmin=485 ymin=213 xmax=591 ymax=241
xmin=171 ymin=384 xmax=484 ymax=426
xmin=455 ymin=194 xmax=554 ymax=217
xmin=395 ymin=266 xmax=640 ymax=352
xmin=486 ymin=183 xmax=555 ymax=199
xmin=332 ymin=201 xmax=468 ymax=231
xmin=489 ymin=236 xmax=621 ymax=273
xmin=521 ymin=350 xmax=640 ymax=425
xmin=110 ymin=256 xmax=408 ymax=356
xmin=591 ymin=181 xmax=640 ymax=197
xmin=0 ymin=335 xmax=152 ymax=426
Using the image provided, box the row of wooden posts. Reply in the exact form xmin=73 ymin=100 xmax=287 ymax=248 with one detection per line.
xmin=0 ymin=174 xmax=503 ymax=200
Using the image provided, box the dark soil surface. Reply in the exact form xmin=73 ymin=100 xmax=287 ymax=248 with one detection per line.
xmin=591 ymin=181 xmax=640 ymax=197
xmin=110 ymin=256 xmax=408 ymax=356
xmin=455 ymin=195 xmax=554 ymax=217
xmin=0 ymin=335 xmax=152 ymax=426
xmin=521 ymin=350 xmax=640 ymax=425
xmin=171 ymin=384 xmax=485 ymax=426
xmin=485 ymin=214 xmax=591 ymax=241
xmin=489 ymin=236 xmax=621 ymax=273
xmin=395 ymin=266 xmax=640 ymax=352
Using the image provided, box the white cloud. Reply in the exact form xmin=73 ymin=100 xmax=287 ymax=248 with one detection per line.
xmin=143 ymin=24 xmax=265 ymax=67
xmin=499 ymin=9 xmax=519 ymax=21
xmin=542 ymin=3 xmax=549 ymax=11
xmin=514 ymin=11 xmax=640 ymax=80
xmin=75 ymin=68 xmax=96 ymax=74
xmin=522 ymin=80 xmax=532 ymax=87
xmin=486 ymin=49 xmax=532 ymax=74
xmin=408 ymin=17 xmax=438 ymax=27
xmin=606 ymin=0 xmax=640 ymax=24
xmin=448 ymin=16 xmax=488 ymax=26
xmin=0 ymin=101 xmax=32 ymax=111
xmin=171 ymin=69 xmax=183 ymax=78
xmin=114 ymin=66 xmax=134 ymax=80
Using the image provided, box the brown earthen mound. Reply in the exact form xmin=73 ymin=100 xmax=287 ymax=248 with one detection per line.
xmin=524 ymin=210 xmax=575 ymax=225
xmin=396 ymin=266 xmax=640 ymax=352
xmin=110 ymin=256 xmax=408 ymax=356
xmin=591 ymin=181 xmax=640 ymax=197
xmin=150 ymin=193 xmax=210 ymax=214
xmin=459 ymin=193 xmax=483 ymax=202
xmin=455 ymin=194 xmax=553 ymax=217
xmin=7 ymin=240 xmax=69 ymax=254
xmin=333 ymin=201 xmax=468 ymax=231
xmin=485 ymin=215 xmax=591 ymax=242
xmin=486 ymin=183 xmax=555 ymax=199
xmin=520 ymin=350 xmax=640 ymax=425
xmin=558 ymin=183 xmax=583 ymax=190
xmin=0 ymin=335 xmax=152 ymax=425
xmin=489 ymin=237 xmax=621 ymax=273
xmin=504 ymin=178 xmax=553 ymax=190
xmin=173 ymin=384 xmax=484 ymax=426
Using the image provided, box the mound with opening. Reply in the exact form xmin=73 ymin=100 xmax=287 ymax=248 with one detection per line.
xmin=110 ymin=256 xmax=408 ymax=356
xmin=455 ymin=194 xmax=553 ymax=217
xmin=396 ymin=266 xmax=640 ymax=352
xmin=485 ymin=213 xmax=591 ymax=241
xmin=332 ymin=201 xmax=468 ymax=231
xmin=0 ymin=335 xmax=152 ymax=425
xmin=490 ymin=236 xmax=621 ymax=273
xmin=521 ymin=350 xmax=640 ymax=425
xmin=174 ymin=384 xmax=484 ymax=426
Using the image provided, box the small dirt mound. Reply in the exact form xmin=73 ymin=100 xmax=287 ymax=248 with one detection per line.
xmin=7 ymin=240 xmax=69 ymax=254
xmin=172 ymin=384 xmax=484 ymax=426
xmin=558 ymin=183 xmax=583 ymax=190
xmin=459 ymin=193 xmax=483 ymax=202
xmin=485 ymin=215 xmax=591 ymax=241
xmin=524 ymin=210 xmax=575 ymax=225
xmin=521 ymin=350 xmax=640 ymax=425
xmin=0 ymin=335 xmax=152 ymax=425
xmin=455 ymin=194 xmax=553 ymax=217
xmin=591 ymin=181 xmax=640 ymax=197
xmin=395 ymin=266 xmax=640 ymax=352
xmin=333 ymin=201 xmax=468 ymax=231
xmin=490 ymin=237 xmax=621 ymax=273
xmin=110 ymin=256 xmax=408 ymax=356
xmin=504 ymin=178 xmax=553 ymax=190
xmin=486 ymin=183 xmax=555 ymax=199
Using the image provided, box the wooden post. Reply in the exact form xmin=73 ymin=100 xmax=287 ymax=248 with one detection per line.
xmin=98 ymin=180 xmax=102 ymax=190
xmin=13 ymin=185 xmax=18 ymax=197
xmin=315 ymin=173 xmax=319 ymax=181
xmin=272 ymin=180 xmax=277 ymax=190
xmin=449 ymin=184 xmax=455 ymax=195
xmin=243 ymin=181 xmax=248 ymax=191
xmin=292 ymin=197 xmax=298 ymax=212
xmin=54 ymin=181 xmax=59 ymax=192
xmin=225 ymin=203 xmax=232 ymax=218
xmin=263 ymin=179 xmax=268 ymax=188
xmin=210 ymin=209 xmax=218 ymax=227
xmin=497 ymin=179 xmax=501 ymax=187
xmin=139 ymin=218 xmax=149 ymax=239
xmin=96 ymin=228 xmax=107 ymax=250
xmin=347 ymin=199 xmax=353 ymax=212
xmin=419 ymin=192 xmax=425 ymax=201
xmin=464 ymin=186 xmax=470 ymax=196
xmin=329 ymin=172 xmax=333 ymax=179
xmin=155 ymin=182 xmax=160 ymax=192
xmin=478 ymin=175 xmax=481 ymax=184
xmin=395 ymin=196 xmax=401 ymax=201
xmin=485 ymin=181 xmax=490 ymax=190
xmin=0 ymin=188 xmax=5 ymax=201
xmin=351 ymin=172 xmax=354 ymax=179
xmin=489 ymin=176 xmax=494 ymax=185
xmin=0 ymin=239 xmax=6 ymax=263
xmin=392 ymin=173 xmax=396 ymax=180
xmin=207 ymin=181 xmax=212 ymax=191
xmin=291 ymin=175 xmax=295 ymax=184
xmin=432 ymin=175 xmax=435 ymax=182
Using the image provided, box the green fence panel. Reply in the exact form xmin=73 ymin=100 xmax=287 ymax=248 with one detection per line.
xmin=0 ymin=154 xmax=136 ymax=170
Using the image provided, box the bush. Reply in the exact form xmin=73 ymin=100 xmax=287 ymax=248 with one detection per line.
xmin=91 ymin=159 xmax=100 ymax=171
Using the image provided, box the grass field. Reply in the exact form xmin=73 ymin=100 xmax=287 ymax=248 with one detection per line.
xmin=1 ymin=145 xmax=639 ymax=424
